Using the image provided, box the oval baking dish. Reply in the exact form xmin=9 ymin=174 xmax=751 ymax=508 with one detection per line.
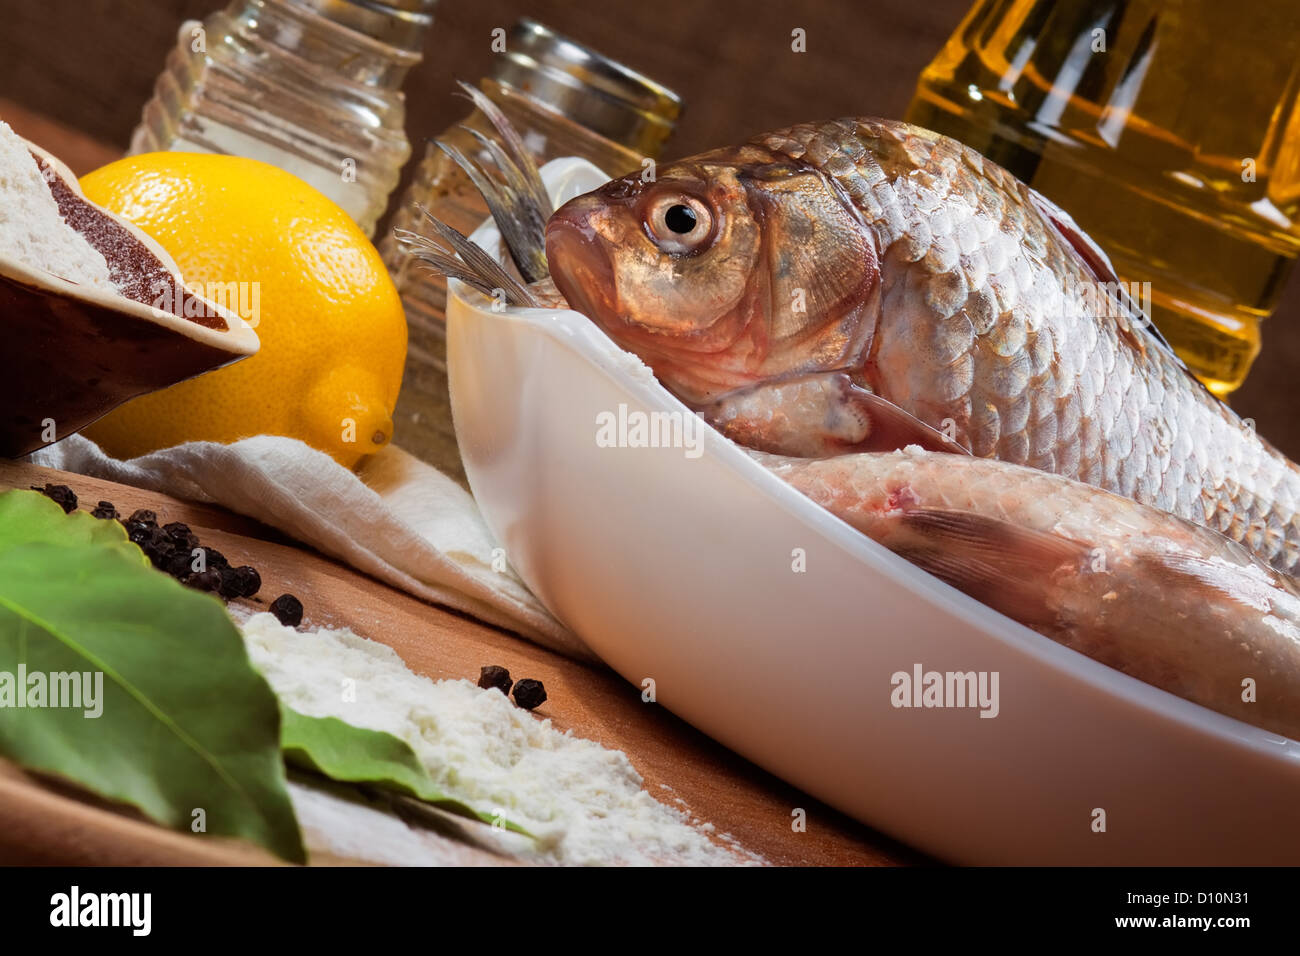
xmin=448 ymin=159 xmax=1300 ymax=865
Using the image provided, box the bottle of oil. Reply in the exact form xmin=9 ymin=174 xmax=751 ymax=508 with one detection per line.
xmin=380 ymin=19 xmax=681 ymax=481
xmin=908 ymin=0 xmax=1300 ymax=396
xmin=130 ymin=0 xmax=436 ymax=236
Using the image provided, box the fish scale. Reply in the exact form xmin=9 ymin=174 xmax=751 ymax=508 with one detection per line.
xmin=747 ymin=118 xmax=1300 ymax=574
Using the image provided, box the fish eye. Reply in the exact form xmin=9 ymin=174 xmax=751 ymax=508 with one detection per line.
xmin=643 ymin=192 xmax=715 ymax=256
xmin=664 ymin=204 xmax=697 ymax=233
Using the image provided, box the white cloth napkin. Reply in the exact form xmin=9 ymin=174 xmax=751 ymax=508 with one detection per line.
xmin=28 ymin=434 xmax=593 ymax=661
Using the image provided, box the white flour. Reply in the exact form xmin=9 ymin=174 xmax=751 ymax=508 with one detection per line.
xmin=239 ymin=611 xmax=759 ymax=866
xmin=0 ymin=119 xmax=115 ymax=290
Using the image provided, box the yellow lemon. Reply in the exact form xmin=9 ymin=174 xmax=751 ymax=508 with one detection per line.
xmin=80 ymin=153 xmax=406 ymax=469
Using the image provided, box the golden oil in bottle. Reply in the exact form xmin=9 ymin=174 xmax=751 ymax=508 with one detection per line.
xmin=908 ymin=0 xmax=1300 ymax=396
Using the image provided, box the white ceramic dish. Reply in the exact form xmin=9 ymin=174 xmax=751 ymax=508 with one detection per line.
xmin=447 ymin=160 xmax=1300 ymax=865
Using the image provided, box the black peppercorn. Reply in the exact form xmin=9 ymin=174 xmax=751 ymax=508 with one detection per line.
xmin=127 ymin=508 xmax=158 ymax=526
xmin=237 ymin=565 xmax=262 ymax=598
xmin=147 ymin=546 xmax=176 ymax=571
xmin=268 ymin=594 xmax=304 ymax=627
xmin=31 ymin=483 xmax=77 ymax=513
xmin=164 ymin=550 xmax=193 ymax=579
xmin=90 ymin=500 xmax=119 ymax=520
xmin=162 ymin=522 xmax=199 ymax=550
xmin=219 ymin=565 xmax=261 ymax=599
xmin=143 ymin=526 xmax=173 ymax=553
xmin=478 ymin=665 xmax=513 ymax=697
xmin=512 ymin=679 xmax=547 ymax=710
xmin=186 ymin=568 xmax=222 ymax=592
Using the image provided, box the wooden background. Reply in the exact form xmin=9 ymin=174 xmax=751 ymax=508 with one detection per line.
xmin=3 ymin=0 xmax=1298 ymax=455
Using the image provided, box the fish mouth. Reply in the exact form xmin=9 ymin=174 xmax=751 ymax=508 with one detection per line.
xmin=545 ymin=197 xmax=619 ymax=324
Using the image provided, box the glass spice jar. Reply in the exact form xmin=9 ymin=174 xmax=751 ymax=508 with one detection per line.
xmin=379 ymin=18 xmax=682 ymax=483
xmin=130 ymin=0 xmax=437 ymax=236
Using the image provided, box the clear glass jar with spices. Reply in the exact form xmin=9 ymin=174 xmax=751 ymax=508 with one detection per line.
xmin=131 ymin=0 xmax=437 ymax=236
xmin=380 ymin=18 xmax=682 ymax=483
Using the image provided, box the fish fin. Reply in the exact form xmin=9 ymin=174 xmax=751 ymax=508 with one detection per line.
xmin=1136 ymin=548 xmax=1297 ymax=611
xmin=1027 ymin=188 xmax=1120 ymax=282
xmin=454 ymin=81 xmax=552 ymax=227
xmin=458 ymin=125 xmax=552 ymax=282
xmin=888 ymin=508 xmax=1088 ymax=627
xmin=435 ymin=138 xmax=550 ymax=284
xmin=445 ymin=81 xmax=552 ymax=283
xmin=394 ymin=212 xmax=542 ymax=308
xmin=698 ymin=374 xmax=970 ymax=457
xmin=854 ymin=390 xmax=972 ymax=455
xmin=1027 ymin=187 xmax=1183 ymax=366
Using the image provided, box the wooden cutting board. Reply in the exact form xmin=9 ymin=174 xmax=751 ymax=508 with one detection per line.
xmin=0 ymin=460 xmax=920 ymax=866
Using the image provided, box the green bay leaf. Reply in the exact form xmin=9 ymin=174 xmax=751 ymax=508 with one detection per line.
xmin=0 ymin=490 xmax=304 ymax=862
xmin=0 ymin=489 xmax=142 ymax=556
xmin=282 ymin=707 xmax=530 ymax=836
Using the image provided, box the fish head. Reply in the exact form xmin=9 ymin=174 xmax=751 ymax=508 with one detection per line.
xmin=545 ymin=145 xmax=880 ymax=404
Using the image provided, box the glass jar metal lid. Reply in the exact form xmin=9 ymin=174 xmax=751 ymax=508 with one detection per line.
xmin=282 ymin=0 xmax=438 ymax=53
xmin=491 ymin=18 xmax=683 ymax=157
